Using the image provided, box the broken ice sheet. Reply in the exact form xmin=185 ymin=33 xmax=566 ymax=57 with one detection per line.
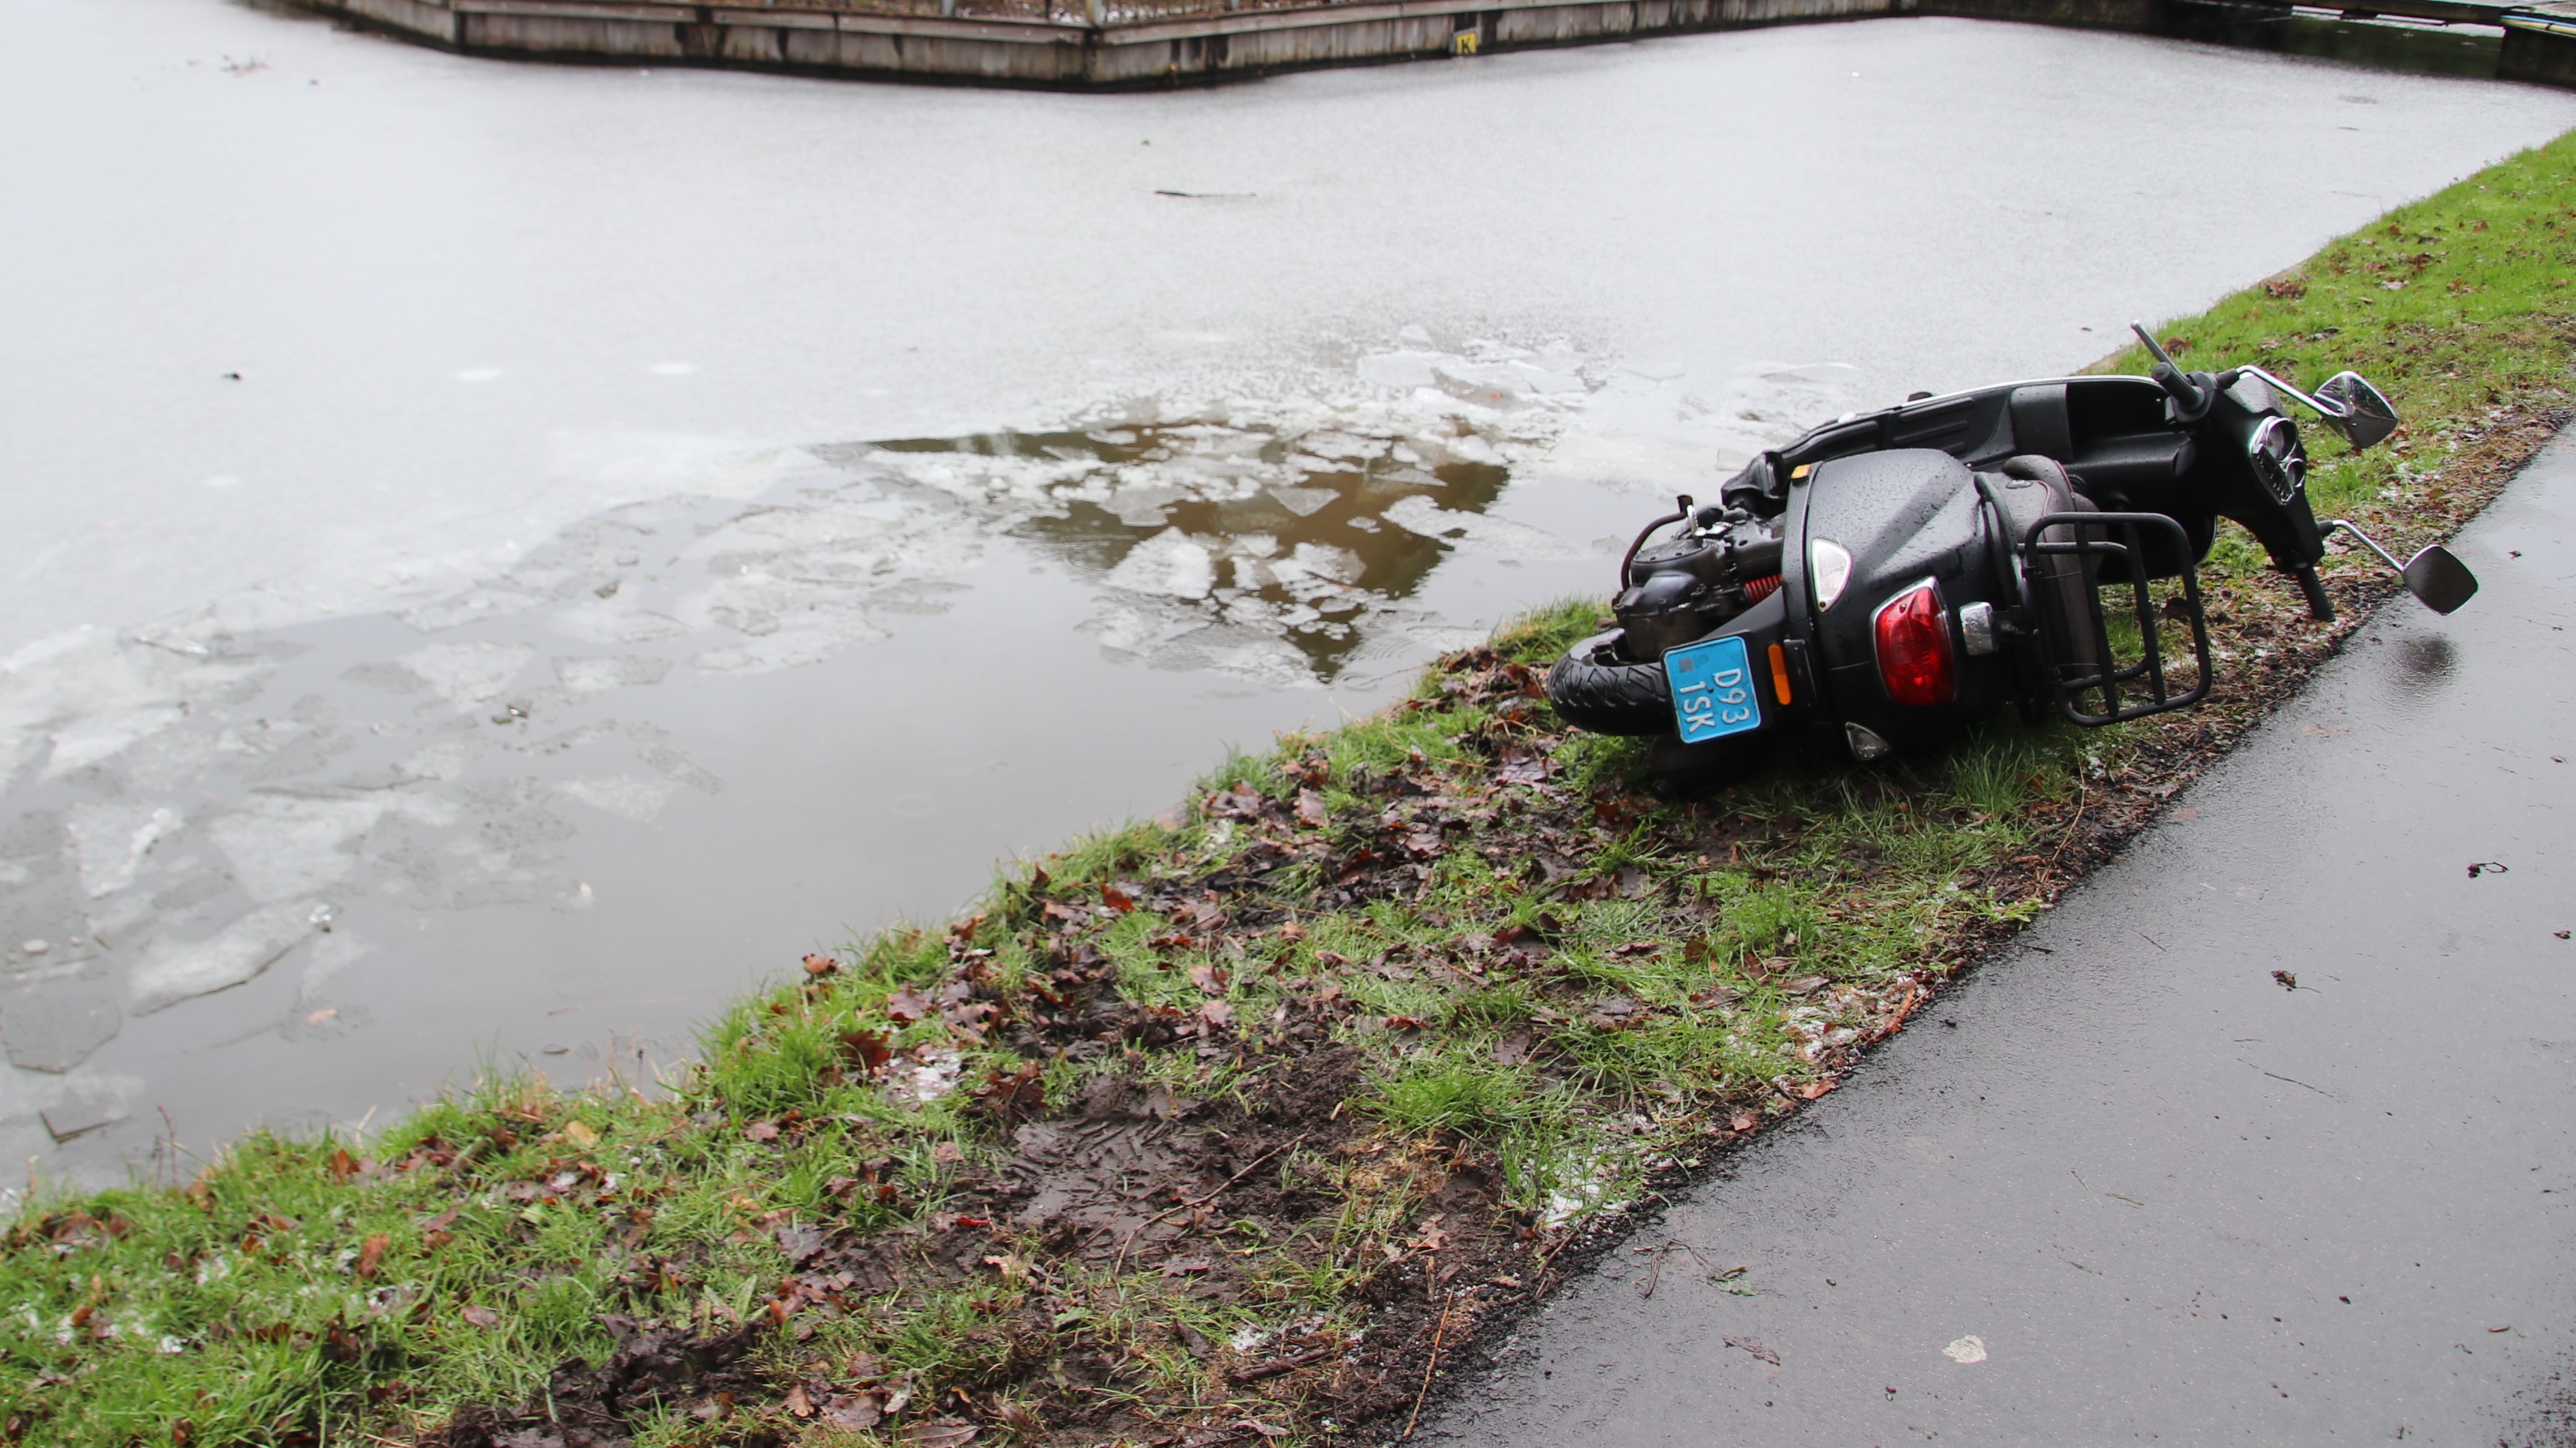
xmin=1105 ymin=529 xmax=1219 ymax=600
xmin=554 ymin=774 xmax=678 ymax=824
xmin=45 ymin=702 xmax=188 ymax=779
xmin=212 ymin=788 xmax=453 ymax=901
xmin=401 ymin=641 xmax=535 ymax=711
xmin=0 ymin=986 xmax=121 ymax=1072
xmin=296 ymin=931 xmax=372 ymax=1006
xmin=128 ymin=898 xmax=327 ymax=1014
xmin=1380 ymin=495 xmax=1581 ymax=559
xmin=553 ymin=655 xmax=673 ymax=698
xmin=39 ymin=1077 xmax=132 ymax=1143
xmin=67 ymin=801 xmax=186 ymax=898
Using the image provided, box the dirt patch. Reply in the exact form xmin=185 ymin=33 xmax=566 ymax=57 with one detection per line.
xmin=428 ymin=1321 xmax=769 ymax=1448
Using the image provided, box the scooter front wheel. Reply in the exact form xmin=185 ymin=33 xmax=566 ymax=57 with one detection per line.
xmin=1544 ymin=630 xmax=1674 ymax=735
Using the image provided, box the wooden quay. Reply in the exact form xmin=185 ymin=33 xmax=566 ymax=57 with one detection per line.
xmin=302 ymin=0 xmax=2576 ymax=89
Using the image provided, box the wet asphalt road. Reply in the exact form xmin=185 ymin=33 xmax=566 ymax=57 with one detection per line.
xmin=1419 ymin=442 xmax=2576 ymax=1443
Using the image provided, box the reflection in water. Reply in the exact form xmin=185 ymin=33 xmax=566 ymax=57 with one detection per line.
xmin=870 ymin=420 xmax=1517 ymax=679
xmin=2390 ymin=633 xmax=2458 ymax=698
xmin=0 ymin=336 xmax=1598 ymax=1164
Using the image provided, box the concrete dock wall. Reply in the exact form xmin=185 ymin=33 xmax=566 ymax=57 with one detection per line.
xmin=290 ymin=0 xmax=2576 ymax=88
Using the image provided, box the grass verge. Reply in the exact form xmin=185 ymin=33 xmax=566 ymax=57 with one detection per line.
xmin=7 ymin=133 xmax=2575 ymax=1448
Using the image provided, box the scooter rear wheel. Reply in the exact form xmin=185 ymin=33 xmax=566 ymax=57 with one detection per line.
xmin=1544 ymin=630 xmax=1674 ymax=735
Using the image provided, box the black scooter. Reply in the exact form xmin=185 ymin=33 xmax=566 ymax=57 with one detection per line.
xmin=1544 ymin=325 xmax=2479 ymax=794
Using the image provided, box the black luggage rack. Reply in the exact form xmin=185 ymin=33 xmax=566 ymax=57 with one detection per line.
xmin=2019 ymin=511 xmax=2214 ymax=726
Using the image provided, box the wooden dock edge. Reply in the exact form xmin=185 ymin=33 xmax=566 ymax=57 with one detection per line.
xmin=299 ymin=0 xmax=2576 ymax=90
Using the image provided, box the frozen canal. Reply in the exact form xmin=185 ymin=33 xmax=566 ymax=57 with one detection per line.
xmin=4 ymin=0 xmax=2572 ymax=1180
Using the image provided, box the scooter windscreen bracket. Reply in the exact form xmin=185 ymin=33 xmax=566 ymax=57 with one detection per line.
xmin=2018 ymin=511 xmax=2215 ymax=727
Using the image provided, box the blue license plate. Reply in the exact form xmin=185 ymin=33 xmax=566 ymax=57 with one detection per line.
xmin=1665 ymin=635 xmax=1762 ymax=743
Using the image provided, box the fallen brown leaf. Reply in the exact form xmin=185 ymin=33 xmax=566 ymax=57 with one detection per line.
xmin=821 ymin=1395 xmax=883 ymax=1430
xmin=839 ymin=1029 xmax=893 ymax=1074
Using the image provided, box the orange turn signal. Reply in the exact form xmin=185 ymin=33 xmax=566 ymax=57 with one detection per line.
xmin=1768 ymin=642 xmax=1792 ymax=705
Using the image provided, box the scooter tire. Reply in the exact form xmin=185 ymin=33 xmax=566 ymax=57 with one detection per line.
xmin=1544 ymin=630 xmax=1674 ymax=736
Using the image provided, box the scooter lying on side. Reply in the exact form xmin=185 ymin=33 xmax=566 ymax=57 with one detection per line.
xmin=1544 ymin=326 xmax=2479 ymax=795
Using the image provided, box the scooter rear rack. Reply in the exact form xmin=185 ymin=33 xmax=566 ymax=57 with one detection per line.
xmin=2018 ymin=511 xmax=2214 ymax=726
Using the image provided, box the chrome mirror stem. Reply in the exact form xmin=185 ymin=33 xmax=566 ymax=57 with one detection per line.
xmin=2326 ymin=519 xmax=2406 ymax=571
xmin=2238 ymin=365 xmax=2346 ymax=419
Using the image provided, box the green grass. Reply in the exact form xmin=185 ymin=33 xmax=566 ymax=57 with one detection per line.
xmin=7 ymin=131 xmax=2575 ymax=1448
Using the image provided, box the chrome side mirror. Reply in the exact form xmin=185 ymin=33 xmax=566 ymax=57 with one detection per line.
xmin=2237 ymin=366 xmax=2401 ymax=452
xmin=2314 ymin=371 xmax=2399 ymax=451
xmin=2400 ymin=544 xmax=2479 ymax=614
xmin=2328 ymin=520 xmax=2478 ymax=614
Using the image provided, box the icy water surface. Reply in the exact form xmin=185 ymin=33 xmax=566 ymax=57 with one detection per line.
xmin=6 ymin=0 xmax=2575 ymax=1180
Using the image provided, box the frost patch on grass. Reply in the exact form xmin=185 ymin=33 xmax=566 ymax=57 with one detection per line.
xmin=888 ymin=1047 xmax=963 ymax=1105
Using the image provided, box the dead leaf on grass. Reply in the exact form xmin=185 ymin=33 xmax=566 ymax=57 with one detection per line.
xmin=821 ymin=1395 xmax=883 ymax=1430
xmin=776 ymin=1221 xmax=825 ymax=1265
xmin=973 ymin=1062 xmax=1048 ymax=1125
xmin=458 ymin=1303 xmax=501 ymax=1329
xmin=839 ymin=1029 xmax=894 ymax=1074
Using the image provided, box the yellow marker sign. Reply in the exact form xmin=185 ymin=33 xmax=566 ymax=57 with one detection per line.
xmin=1452 ymin=30 xmax=1479 ymax=53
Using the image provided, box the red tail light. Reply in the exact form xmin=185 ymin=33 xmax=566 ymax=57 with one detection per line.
xmin=1873 ymin=581 xmax=1955 ymax=706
